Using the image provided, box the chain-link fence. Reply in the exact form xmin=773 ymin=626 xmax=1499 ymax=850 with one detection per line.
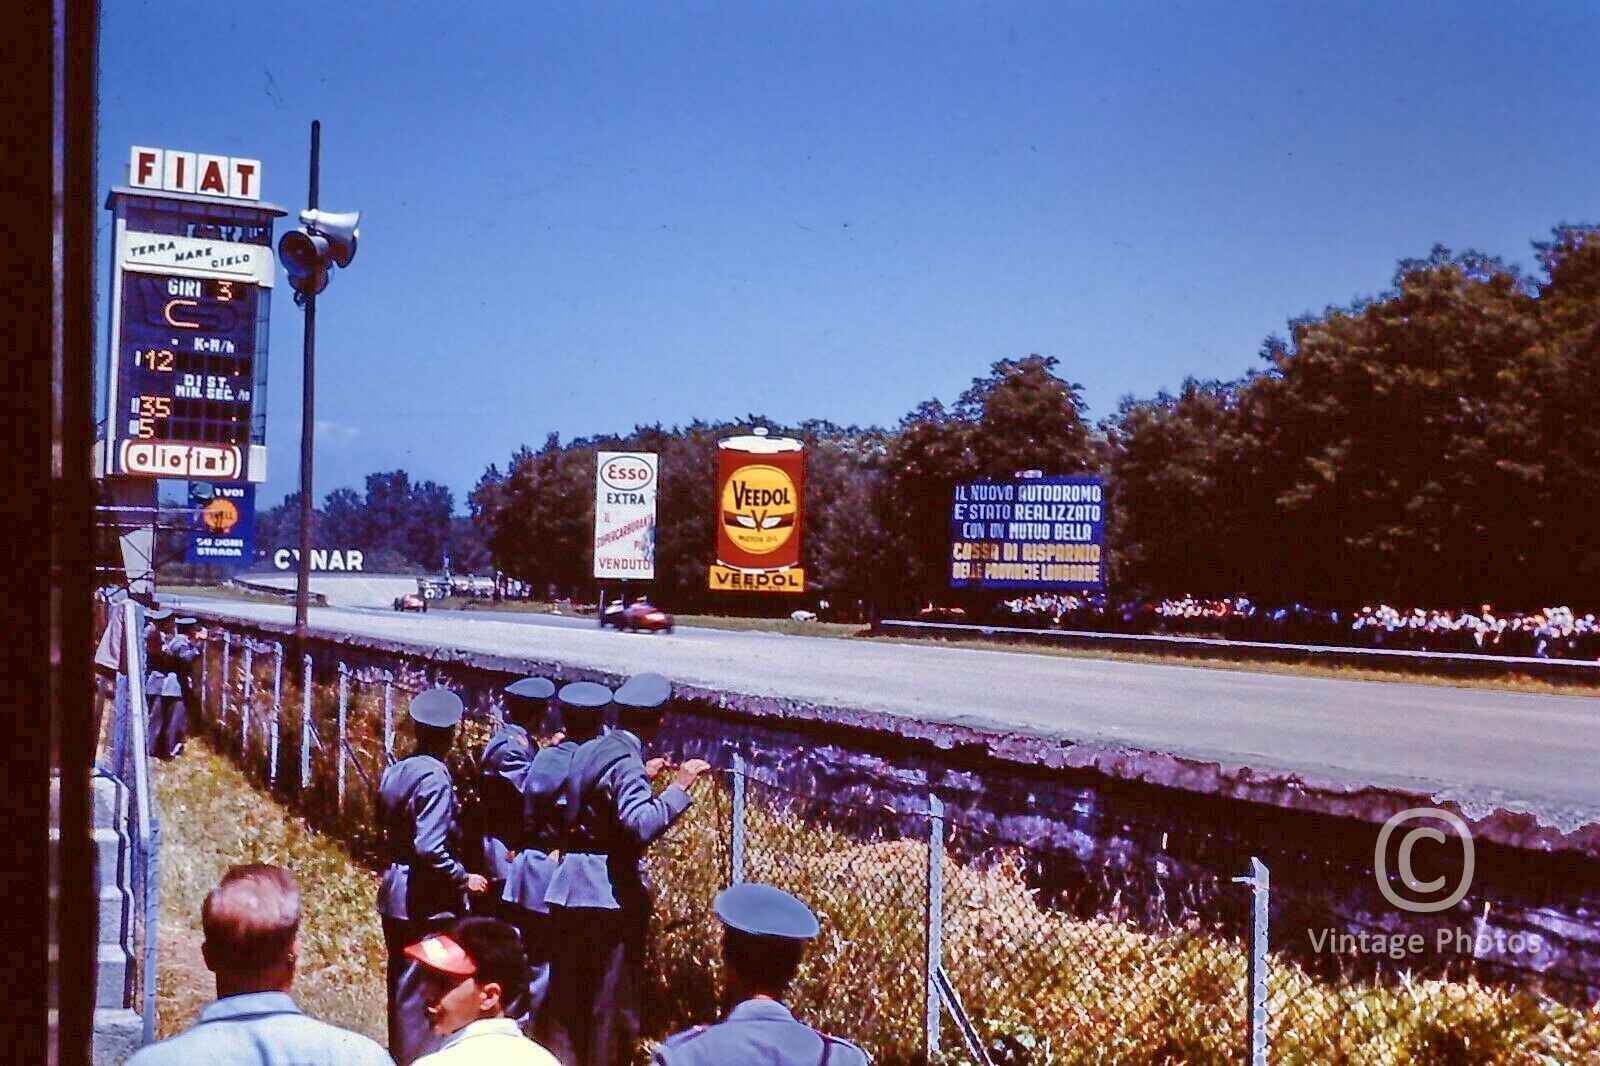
xmin=183 ymin=617 xmax=1600 ymax=1065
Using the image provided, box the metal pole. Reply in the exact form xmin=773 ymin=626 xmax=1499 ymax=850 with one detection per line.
xmin=221 ymin=632 xmax=232 ymax=731
xmin=1234 ymin=857 xmax=1270 ymax=1066
xmin=337 ymin=662 xmax=348 ymax=812
xmin=730 ymin=752 xmax=747 ymax=884
xmin=300 ymin=652 xmax=313 ymax=789
xmin=241 ymin=644 xmax=255 ymax=756
xmin=925 ymin=791 xmax=946 ymax=1060
xmin=293 ymin=119 xmax=321 ymax=640
xmin=382 ymin=671 xmax=394 ymax=764
xmin=270 ymin=643 xmax=283 ymax=786
xmin=199 ymin=630 xmax=208 ymax=719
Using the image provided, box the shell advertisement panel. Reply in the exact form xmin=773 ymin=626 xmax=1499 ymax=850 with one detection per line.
xmin=710 ymin=430 xmax=805 ymax=593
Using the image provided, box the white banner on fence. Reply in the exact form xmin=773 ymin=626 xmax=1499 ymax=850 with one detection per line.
xmin=593 ymin=451 xmax=658 ymax=580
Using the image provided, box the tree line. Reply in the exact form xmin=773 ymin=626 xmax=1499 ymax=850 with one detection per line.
xmin=467 ymin=226 xmax=1600 ymax=616
xmin=253 ymin=471 xmax=489 ymax=574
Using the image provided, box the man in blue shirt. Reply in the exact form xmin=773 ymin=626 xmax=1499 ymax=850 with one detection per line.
xmin=652 ymin=883 xmax=868 ymax=1066
xmin=128 ymin=864 xmax=392 ymax=1066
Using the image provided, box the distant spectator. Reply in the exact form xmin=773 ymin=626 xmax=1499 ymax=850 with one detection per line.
xmin=128 ymin=864 xmax=393 ymax=1066
xmin=406 ymin=918 xmax=559 ymax=1065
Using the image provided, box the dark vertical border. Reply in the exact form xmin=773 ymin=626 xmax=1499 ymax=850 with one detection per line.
xmin=3 ymin=0 xmax=57 ymax=1060
xmin=24 ymin=1 xmax=100 ymax=1064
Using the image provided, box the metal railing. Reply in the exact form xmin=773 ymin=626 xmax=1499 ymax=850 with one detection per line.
xmin=99 ymin=600 xmax=162 ymax=1049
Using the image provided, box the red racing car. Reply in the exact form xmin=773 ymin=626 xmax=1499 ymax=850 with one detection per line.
xmin=600 ymin=598 xmax=674 ymax=633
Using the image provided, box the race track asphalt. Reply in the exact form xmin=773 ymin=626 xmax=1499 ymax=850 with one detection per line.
xmin=170 ymin=595 xmax=1600 ymax=829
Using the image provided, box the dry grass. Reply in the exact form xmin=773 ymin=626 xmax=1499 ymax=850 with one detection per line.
xmin=649 ymin=791 xmax=1600 ymax=1066
xmin=150 ymin=737 xmax=387 ymax=1044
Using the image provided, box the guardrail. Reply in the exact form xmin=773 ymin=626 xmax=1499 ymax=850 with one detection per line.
xmin=100 ymin=600 xmax=162 ymax=1049
xmin=873 ymin=618 xmax=1600 ymax=683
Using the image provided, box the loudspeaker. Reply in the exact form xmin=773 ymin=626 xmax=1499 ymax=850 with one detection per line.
xmin=299 ymin=209 xmax=360 ymax=268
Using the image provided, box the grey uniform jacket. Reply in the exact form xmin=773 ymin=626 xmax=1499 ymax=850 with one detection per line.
xmin=541 ymin=732 xmax=691 ymax=910
xmin=479 ymin=723 xmax=534 ymax=880
xmin=651 ymin=999 xmax=868 ymax=1066
xmin=377 ymin=753 xmax=471 ymax=920
xmin=499 ymin=737 xmax=578 ymax=913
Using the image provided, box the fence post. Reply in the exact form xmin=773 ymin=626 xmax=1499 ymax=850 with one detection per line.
xmin=241 ymin=644 xmax=255 ymax=757
xmin=730 ymin=752 xmax=747 ymax=885
xmin=300 ymin=653 xmax=314 ymax=790
xmin=382 ymin=671 xmax=394 ymax=764
xmin=270 ymin=643 xmax=283 ymax=786
xmin=926 ymin=791 xmax=945 ymax=1060
xmin=199 ymin=632 xmax=208 ymax=718
xmin=221 ymin=632 xmax=233 ymax=729
xmin=1234 ymin=857 xmax=1270 ymax=1066
xmin=337 ymin=663 xmax=349 ymax=813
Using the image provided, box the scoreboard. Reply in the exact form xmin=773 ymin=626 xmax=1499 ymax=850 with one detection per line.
xmin=118 ymin=272 xmax=258 ymax=455
xmin=103 ymin=154 xmax=285 ymax=484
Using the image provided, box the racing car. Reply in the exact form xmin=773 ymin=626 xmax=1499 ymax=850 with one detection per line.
xmin=600 ymin=597 xmax=674 ymax=633
xmin=393 ymin=592 xmax=428 ymax=613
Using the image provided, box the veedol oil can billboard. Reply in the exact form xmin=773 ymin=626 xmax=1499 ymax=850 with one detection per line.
xmin=710 ymin=428 xmax=805 ymax=593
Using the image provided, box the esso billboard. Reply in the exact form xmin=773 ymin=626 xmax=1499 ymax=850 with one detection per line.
xmin=594 ymin=452 xmax=658 ymax=580
xmin=600 ymin=454 xmax=656 ymax=491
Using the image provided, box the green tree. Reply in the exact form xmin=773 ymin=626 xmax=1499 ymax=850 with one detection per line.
xmin=1238 ymin=248 xmax=1540 ymax=604
xmin=1106 ymin=378 xmax=1248 ymax=597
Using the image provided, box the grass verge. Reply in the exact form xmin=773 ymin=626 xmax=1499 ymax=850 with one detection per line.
xmin=159 ymin=583 xmax=292 ymax=605
xmin=151 ymin=736 xmax=386 ymax=1043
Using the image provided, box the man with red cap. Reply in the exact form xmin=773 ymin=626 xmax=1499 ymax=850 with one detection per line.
xmin=405 ymin=917 xmax=560 ymax=1066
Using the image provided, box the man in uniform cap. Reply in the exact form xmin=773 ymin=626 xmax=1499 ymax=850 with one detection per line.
xmin=155 ymin=616 xmax=201 ymax=759
xmin=141 ymin=608 xmax=173 ymax=756
xmin=480 ymin=677 xmax=557 ymax=901
xmin=610 ymin=672 xmax=675 ymax=780
xmin=378 ymin=688 xmax=491 ymax=1065
xmin=652 ymin=884 xmax=868 ymax=1066
xmin=483 ymin=676 xmax=565 ymax=1031
xmin=405 ymin=917 xmax=559 ymax=1066
xmin=540 ymin=681 xmax=710 ymax=1066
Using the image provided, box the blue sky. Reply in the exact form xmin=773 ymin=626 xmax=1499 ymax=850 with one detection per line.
xmin=96 ymin=2 xmax=1600 ymax=511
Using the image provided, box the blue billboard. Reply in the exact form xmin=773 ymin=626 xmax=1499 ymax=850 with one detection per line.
xmin=185 ymin=482 xmax=255 ymax=564
xmin=948 ymin=475 xmax=1106 ymax=589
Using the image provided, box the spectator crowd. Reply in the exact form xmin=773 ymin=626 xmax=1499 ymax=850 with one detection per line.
xmin=1000 ymin=594 xmax=1600 ymax=660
